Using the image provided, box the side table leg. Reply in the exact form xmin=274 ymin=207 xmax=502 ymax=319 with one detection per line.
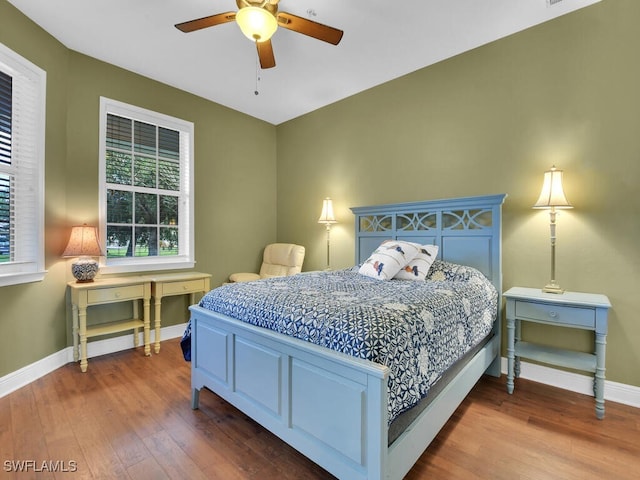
xmin=514 ymin=319 xmax=521 ymax=378
xmin=143 ymin=296 xmax=151 ymax=356
xmin=154 ymin=296 xmax=162 ymax=354
xmin=506 ymin=316 xmax=515 ymax=394
xmin=594 ymin=332 xmax=607 ymax=419
xmin=72 ymin=304 xmax=79 ymax=362
xmin=132 ymin=301 xmax=140 ymax=347
xmin=79 ymin=306 xmax=88 ymax=373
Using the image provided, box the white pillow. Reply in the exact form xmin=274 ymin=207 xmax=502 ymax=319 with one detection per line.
xmin=358 ymin=240 xmax=421 ymax=280
xmin=394 ymin=244 xmax=439 ymax=281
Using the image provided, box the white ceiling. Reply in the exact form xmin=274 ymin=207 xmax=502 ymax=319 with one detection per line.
xmin=8 ymin=0 xmax=599 ymax=125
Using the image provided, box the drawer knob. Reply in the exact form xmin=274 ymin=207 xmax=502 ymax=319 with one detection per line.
xmin=183 ymin=285 xmax=187 ymax=290
xmin=115 ymin=292 xmax=121 ymax=298
xmin=549 ymin=311 xmax=558 ymax=318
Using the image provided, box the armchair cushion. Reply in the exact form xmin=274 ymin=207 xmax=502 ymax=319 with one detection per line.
xmin=228 ymin=272 xmax=261 ymax=283
xmin=229 ymin=243 xmax=306 ymax=283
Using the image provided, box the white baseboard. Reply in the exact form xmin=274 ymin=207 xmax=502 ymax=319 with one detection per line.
xmin=2 ymin=342 xmax=639 ymax=412
xmin=500 ymin=357 xmax=640 ymax=409
xmin=0 ymin=323 xmax=187 ymax=399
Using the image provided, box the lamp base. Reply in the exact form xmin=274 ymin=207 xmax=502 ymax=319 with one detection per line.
xmin=71 ymin=258 xmax=99 ymax=283
xmin=542 ymin=283 xmax=564 ymax=294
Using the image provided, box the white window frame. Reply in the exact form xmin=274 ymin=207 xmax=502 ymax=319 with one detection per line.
xmin=98 ymin=97 xmax=194 ymax=274
xmin=0 ymin=43 xmax=46 ymax=287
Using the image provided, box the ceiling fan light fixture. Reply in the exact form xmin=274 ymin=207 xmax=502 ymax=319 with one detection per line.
xmin=236 ymin=6 xmax=278 ymax=42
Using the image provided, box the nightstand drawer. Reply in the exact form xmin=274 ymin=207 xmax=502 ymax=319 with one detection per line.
xmin=161 ymin=278 xmax=207 ymax=296
xmin=87 ymin=284 xmax=145 ymax=304
xmin=515 ymin=300 xmax=595 ymax=329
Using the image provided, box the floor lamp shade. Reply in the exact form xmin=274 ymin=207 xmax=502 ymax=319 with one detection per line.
xmin=318 ymin=197 xmax=337 ymax=270
xmin=63 ymin=224 xmax=104 ymax=282
xmin=318 ymin=197 xmax=337 ymax=225
xmin=533 ymin=166 xmax=572 ymax=293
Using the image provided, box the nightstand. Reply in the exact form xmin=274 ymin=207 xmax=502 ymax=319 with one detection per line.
xmin=504 ymin=286 xmax=611 ymax=419
xmin=68 ymin=277 xmax=151 ymax=372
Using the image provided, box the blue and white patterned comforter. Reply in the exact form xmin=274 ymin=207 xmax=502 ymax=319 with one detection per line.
xmin=195 ymin=260 xmax=497 ymax=424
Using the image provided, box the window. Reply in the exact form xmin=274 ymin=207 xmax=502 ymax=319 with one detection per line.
xmin=0 ymin=43 xmax=46 ymax=287
xmin=99 ymin=98 xmax=194 ymax=274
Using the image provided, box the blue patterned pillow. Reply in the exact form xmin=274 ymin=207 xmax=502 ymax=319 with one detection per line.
xmin=358 ymin=240 xmax=420 ymax=280
xmin=394 ymin=244 xmax=439 ymax=281
xmin=427 ymin=259 xmax=481 ymax=282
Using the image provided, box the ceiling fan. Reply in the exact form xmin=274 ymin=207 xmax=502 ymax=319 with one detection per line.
xmin=175 ymin=0 xmax=343 ymax=69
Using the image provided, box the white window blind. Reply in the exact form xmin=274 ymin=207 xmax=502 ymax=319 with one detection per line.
xmin=99 ymin=97 xmax=194 ymax=274
xmin=0 ymin=42 xmax=46 ymax=287
xmin=0 ymin=70 xmax=12 ymax=260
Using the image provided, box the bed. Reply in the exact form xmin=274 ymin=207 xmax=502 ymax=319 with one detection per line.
xmin=188 ymin=193 xmax=506 ymax=480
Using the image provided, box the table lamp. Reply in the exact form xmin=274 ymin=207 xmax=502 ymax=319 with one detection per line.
xmin=533 ymin=166 xmax=573 ymax=293
xmin=63 ymin=224 xmax=104 ymax=282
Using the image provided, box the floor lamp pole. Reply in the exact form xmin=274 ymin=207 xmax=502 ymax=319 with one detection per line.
xmin=318 ymin=197 xmax=337 ymax=271
xmin=325 ymin=224 xmax=332 ymax=271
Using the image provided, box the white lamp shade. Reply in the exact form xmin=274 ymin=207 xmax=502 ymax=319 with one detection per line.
xmin=533 ymin=166 xmax=573 ymax=209
xmin=318 ymin=197 xmax=337 ymax=224
xmin=63 ymin=225 xmax=104 ymax=257
xmin=235 ymin=7 xmax=278 ymax=42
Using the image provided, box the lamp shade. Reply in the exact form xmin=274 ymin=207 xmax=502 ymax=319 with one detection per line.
xmin=318 ymin=197 xmax=337 ymax=224
xmin=533 ymin=166 xmax=573 ymax=209
xmin=236 ymin=6 xmax=278 ymax=42
xmin=63 ymin=225 xmax=104 ymax=257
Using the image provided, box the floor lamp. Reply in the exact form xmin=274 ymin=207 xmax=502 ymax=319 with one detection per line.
xmin=533 ymin=166 xmax=572 ymax=293
xmin=318 ymin=197 xmax=337 ymax=271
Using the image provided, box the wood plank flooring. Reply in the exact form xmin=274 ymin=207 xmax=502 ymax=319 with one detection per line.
xmin=2 ymin=338 xmax=638 ymax=479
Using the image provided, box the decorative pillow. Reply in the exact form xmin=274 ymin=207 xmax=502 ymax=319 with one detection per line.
xmin=358 ymin=240 xmax=421 ymax=280
xmin=427 ymin=259 xmax=478 ymax=282
xmin=394 ymin=244 xmax=439 ymax=281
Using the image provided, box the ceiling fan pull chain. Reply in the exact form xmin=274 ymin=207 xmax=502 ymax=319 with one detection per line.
xmin=255 ymin=49 xmax=260 ymax=95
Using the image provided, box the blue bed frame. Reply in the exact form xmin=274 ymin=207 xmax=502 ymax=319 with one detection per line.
xmin=189 ymin=193 xmax=506 ymax=480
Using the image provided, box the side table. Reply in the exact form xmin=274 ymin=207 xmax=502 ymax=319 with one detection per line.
xmin=504 ymin=286 xmax=611 ymax=419
xmin=68 ymin=277 xmax=151 ymax=372
xmin=147 ymin=272 xmax=211 ymax=353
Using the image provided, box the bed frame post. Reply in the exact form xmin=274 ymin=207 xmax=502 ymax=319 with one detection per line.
xmin=191 ymin=387 xmax=200 ymax=409
xmin=485 ymin=307 xmax=503 ymax=377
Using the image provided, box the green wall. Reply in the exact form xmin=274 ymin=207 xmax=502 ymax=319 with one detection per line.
xmin=0 ymin=0 xmax=277 ymax=377
xmin=0 ymin=1 xmax=71 ymax=378
xmin=1 ymin=0 xmax=638 ymax=390
xmin=277 ymin=0 xmax=640 ymax=388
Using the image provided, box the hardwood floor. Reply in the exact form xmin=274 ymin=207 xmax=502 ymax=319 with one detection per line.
xmin=2 ymin=338 xmax=638 ymax=479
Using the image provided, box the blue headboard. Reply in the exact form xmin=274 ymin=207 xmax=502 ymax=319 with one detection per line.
xmin=350 ymin=194 xmax=507 ymax=295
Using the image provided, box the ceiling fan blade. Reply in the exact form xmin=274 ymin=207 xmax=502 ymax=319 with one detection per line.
xmin=175 ymin=12 xmax=236 ymax=33
xmin=277 ymin=12 xmax=343 ymax=45
xmin=256 ymin=40 xmax=276 ymax=69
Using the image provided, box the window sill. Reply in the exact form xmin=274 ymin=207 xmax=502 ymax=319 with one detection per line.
xmin=99 ymin=258 xmax=195 ymax=276
xmin=0 ymin=270 xmax=47 ymax=287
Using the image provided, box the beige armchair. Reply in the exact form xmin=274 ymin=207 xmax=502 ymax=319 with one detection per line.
xmin=229 ymin=243 xmax=306 ymax=283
